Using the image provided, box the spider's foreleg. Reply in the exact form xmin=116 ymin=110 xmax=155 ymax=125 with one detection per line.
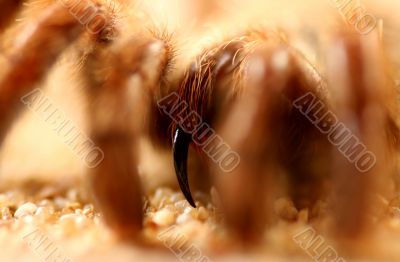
xmin=326 ymin=31 xmax=399 ymax=242
xmin=0 ymin=2 xmax=103 ymax=146
xmin=0 ymin=0 xmax=23 ymax=31
xmin=84 ymin=34 xmax=171 ymax=239
xmin=214 ymin=41 xmax=330 ymax=243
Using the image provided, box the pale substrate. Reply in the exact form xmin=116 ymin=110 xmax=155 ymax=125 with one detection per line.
xmin=1 ymin=182 xmax=400 ymax=262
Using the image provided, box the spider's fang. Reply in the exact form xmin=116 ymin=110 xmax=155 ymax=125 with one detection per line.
xmin=173 ymin=127 xmax=196 ymax=207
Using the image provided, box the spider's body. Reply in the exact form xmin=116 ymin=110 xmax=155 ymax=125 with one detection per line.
xmin=0 ymin=0 xmax=399 ymax=253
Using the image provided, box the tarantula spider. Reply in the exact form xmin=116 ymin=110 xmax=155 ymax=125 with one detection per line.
xmin=0 ymin=0 xmax=399 ymax=247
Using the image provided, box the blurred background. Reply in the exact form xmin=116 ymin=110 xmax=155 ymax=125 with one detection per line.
xmin=1 ymin=0 xmax=399 ymax=188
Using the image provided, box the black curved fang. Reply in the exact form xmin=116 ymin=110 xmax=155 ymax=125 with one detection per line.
xmin=173 ymin=127 xmax=196 ymax=207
